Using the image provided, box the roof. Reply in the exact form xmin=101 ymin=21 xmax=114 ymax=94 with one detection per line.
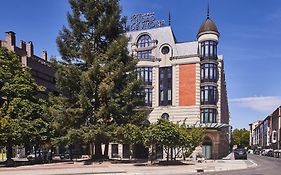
xmin=197 ymin=17 xmax=219 ymax=37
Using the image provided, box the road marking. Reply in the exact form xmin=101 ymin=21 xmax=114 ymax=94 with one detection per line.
xmin=248 ymin=159 xmax=257 ymax=167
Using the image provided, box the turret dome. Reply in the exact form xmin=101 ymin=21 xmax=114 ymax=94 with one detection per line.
xmin=197 ymin=17 xmax=219 ymax=38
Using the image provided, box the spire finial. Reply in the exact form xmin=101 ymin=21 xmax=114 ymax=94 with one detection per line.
xmin=168 ymin=10 xmax=171 ymax=26
xmin=207 ymin=0 xmax=210 ymax=18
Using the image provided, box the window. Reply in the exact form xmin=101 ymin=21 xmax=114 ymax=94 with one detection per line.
xmin=201 ymin=41 xmax=217 ymax=59
xmin=122 ymin=144 xmax=130 ymax=159
xmin=159 ymin=67 xmax=172 ymax=106
xmin=272 ymin=130 xmax=277 ymax=143
xmin=136 ymin=34 xmax=152 ymax=59
xmin=137 ymin=34 xmax=152 ymax=48
xmin=136 ymin=67 xmax=152 ymax=85
xmin=111 ymin=144 xmax=119 ymax=158
xmin=200 ymin=86 xmax=217 ymax=105
xmin=161 ymin=113 xmax=169 ymax=120
xmin=161 ymin=46 xmax=170 ymax=55
xmin=201 ymin=108 xmax=217 ymax=123
xmin=137 ymin=50 xmax=152 ymax=59
xmin=144 ymin=88 xmax=152 ymax=107
xmin=201 ymin=63 xmax=218 ymax=82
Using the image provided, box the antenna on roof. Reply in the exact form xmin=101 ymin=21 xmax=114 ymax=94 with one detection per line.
xmin=207 ymin=0 xmax=210 ymax=19
xmin=168 ymin=10 xmax=171 ymax=26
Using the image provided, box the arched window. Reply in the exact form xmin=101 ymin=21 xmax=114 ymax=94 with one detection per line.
xmin=203 ymin=136 xmax=212 ymax=146
xmin=137 ymin=34 xmax=152 ymax=48
xmin=161 ymin=113 xmax=169 ymax=120
xmin=202 ymin=136 xmax=212 ymax=159
xmin=136 ymin=34 xmax=152 ymax=59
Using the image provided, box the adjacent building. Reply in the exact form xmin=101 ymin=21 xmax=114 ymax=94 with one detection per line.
xmin=108 ymin=11 xmax=230 ymax=159
xmin=0 ymin=31 xmax=56 ymax=158
xmin=249 ymin=106 xmax=281 ymax=151
xmin=0 ymin=31 xmax=56 ymax=96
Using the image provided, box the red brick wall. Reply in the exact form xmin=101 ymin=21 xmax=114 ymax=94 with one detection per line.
xmin=179 ymin=64 xmax=196 ymax=106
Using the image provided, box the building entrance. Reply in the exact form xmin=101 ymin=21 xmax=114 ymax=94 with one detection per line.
xmin=202 ymin=136 xmax=212 ymax=159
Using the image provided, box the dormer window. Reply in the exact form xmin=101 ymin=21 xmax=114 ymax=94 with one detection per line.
xmin=137 ymin=34 xmax=152 ymax=48
xmin=136 ymin=34 xmax=152 ymax=59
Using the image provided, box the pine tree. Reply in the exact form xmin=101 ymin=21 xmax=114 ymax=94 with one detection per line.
xmin=51 ymin=0 xmax=147 ymax=159
xmin=0 ymin=48 xmax=51 ymax=162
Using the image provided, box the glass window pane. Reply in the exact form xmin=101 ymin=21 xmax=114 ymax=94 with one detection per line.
xmin=168 ymin=89 xmax=172 ymax=101
xmin=205 ymin=44 xmax=209 ymax=56
xmin=160 ymin=90 xmax=164 ymax=101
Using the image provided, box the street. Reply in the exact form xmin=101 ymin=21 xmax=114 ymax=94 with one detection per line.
xmin=203 ymin=154 xmax=281 ymax=175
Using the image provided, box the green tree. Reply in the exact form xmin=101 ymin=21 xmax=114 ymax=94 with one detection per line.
xmin=232 ymin=128 xmax=250 ymax=147
xmin=0 ymin=48 xmax=51 ymax=161
xmin=144 ymin=119 xmax=204 ymax=162
xmin=179 ymin=125 xmax=205 ymax=158
xmin=50 ymin=0 xmax=146 ymax=159
xmin=117 ymin=124 xmax=143 ymax=159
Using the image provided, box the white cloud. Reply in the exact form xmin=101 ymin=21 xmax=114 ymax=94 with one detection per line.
xmin=230 ymin=96 xmax=281 ymax=113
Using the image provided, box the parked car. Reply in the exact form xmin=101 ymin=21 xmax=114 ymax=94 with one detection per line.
xmin=261 ymin=149 xmax=274 ymax=157
xmin=261 ymin=149 xmax=272 ymax=156
xmin=27 ymin=150 xmax=49 ymax=161
xmin=59 ymin=151 xmax=70 ymax=160
xmin=247 ymin=149 xmax=254 ymax=154
xmin=234 ymin=148 xmax=247 ymax=159
xmin=26 ymin=153 xmax=36 ymax=160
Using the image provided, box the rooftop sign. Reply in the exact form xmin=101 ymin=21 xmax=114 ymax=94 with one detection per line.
xmin=130 ymin=12 xmax=165 ymax=31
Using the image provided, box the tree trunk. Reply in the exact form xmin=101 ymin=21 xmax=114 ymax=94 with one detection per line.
xmin=89 ymin=143 xmax=93 ymax=158
xmin=69 ymin=145 xmax=73 ymax=161
xmin=166 ymin=147 xmax=169 ymax=161
xmin=148 ymin=143 xmax=156 ymax=164
xmin=5 ymin=144 xmax=14 ymax=166
xmin=170 ymin=147 xmax=173 ymax=160
xmin=6 ymin=145 xmax=13 ymax=160
xmin=34 ymin=146 xmax=38 ymax=158
xmin=129 ymin=144 xmax=133 ymax=160
xmin=94 ymin=142 xmax=102 ymax=159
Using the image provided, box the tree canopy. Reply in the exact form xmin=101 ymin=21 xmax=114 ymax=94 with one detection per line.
xmin=144 ymin=119 xmax=204 ymax=161
xmin=50 ymin=0 xmax=146 ymax=158
xmin=232 ymin=128 xmax=250 ymax=147
xmin=0 ymin=48 xmax=51 ymax=160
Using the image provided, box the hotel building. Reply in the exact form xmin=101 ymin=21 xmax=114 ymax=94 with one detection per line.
xmin=108 ymin=12 xmax=230 ymax=159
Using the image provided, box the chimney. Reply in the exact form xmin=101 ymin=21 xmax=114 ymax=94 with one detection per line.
xmin=42 ymin=49 xmax=47 ymax=61
xmin=20 ymin=40 xmax=26 ymax=51
xmin=27 ymin=41 xmax=34 ymax=57
xmin=5 ymin=31 xmax=16 ymax=46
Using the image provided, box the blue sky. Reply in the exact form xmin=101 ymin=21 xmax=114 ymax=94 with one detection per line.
xmin=1 ymin=0 xmax=281 ymax=129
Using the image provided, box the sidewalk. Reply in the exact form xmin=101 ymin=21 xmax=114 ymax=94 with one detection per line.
xmin=0 ymin=158 xmax=256 ymax=175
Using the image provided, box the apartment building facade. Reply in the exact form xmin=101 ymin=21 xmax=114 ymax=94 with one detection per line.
xmin=0 ymin=31 xmax=56 ymax=95
xmin=249 ymin=106 xmax=281 ymax=150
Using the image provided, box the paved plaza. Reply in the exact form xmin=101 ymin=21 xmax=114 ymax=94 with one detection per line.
xmin=0 ymin=156 xmax=256 ymax=175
